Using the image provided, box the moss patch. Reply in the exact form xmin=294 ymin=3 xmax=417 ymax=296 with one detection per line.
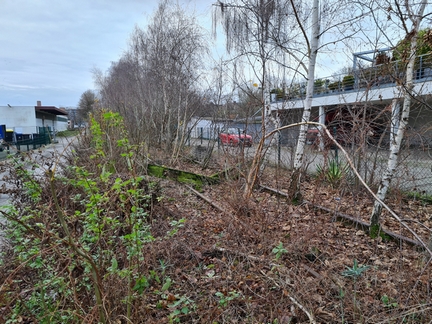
xmin=369 ymin=224 xmax=392 ymax=242
xmin=147 ymin=164 xmax=219 ymax=190
xmin=148 ymin=164 xmax=165 ymax=178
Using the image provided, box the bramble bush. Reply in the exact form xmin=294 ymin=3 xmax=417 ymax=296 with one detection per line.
xmin=0 ymin=110 xmax=166 ymax=323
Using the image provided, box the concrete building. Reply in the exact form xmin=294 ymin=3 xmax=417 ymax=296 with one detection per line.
xmin=0 ymin=101 xmax=68 ymax=141
xmin=267 ymin=50 xmax=432 ymax=194
xmin=269 ymin=51 xmax=432 ymax=147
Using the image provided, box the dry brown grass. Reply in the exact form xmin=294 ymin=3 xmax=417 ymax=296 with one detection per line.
xmin=0 ymin=116 xmax=431 ymax=323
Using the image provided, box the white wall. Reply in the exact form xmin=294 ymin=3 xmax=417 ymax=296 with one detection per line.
xmin=188 ymin=118 xmax=223 ymax=139
xmin=56 ymin=117 xmax=68 ymax=131
xmin=35 ymin=112 xmax=66 ymax=132
xmin=36 ymin=118 xmax=44 ymax=128
xmin=0 ymin=106 xmax=37 ymax=134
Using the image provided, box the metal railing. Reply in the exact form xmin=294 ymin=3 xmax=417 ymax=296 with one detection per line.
xmin=5 ymin=127 xmax=53 ymax=152
xmin=271 ymin=52 xmax=432 ymax=102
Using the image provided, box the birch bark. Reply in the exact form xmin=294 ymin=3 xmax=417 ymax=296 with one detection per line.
xmin=289 ymin=0 xmax=320 ymax=200
xmin=370 ymin=0 xmax=427 ymax=228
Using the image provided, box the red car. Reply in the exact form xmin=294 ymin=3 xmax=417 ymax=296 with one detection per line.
xmin=219 ymin=128 xmax=253 ymax=147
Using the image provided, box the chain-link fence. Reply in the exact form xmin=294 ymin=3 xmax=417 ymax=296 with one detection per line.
xmin=187 ymin=102 xmax=432 ymax=196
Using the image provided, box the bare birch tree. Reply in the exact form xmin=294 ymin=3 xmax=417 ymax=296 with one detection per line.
xmin=370 ymin=0 xmax=429 ymax=229
xmin=273 ymin=0 xmax=368 ymax=201
xmin=213 ymin=0 xmax=363 ymax=198
xmin=95 ymin=0 xmax=208 ymax=161
xmin=93 ymin=54 xmax=152 ymax=147
xmin=142 ymin=1 xmax=208 ymax=159
xmin=213 ymin=0 xmax=296 ymax=198
xmin=286 ymin=0 xmax=320 ymax=201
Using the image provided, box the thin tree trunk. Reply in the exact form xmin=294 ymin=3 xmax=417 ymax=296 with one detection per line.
xmin=289 ymin=0 xmax=319 ymax=201
xmin=171 ymin=90 xmax=189 ymax=163
xmin=370 ymin=0 xmax=427 ymax=229
xmin=243 ymin=57 xmax=267 ymax=199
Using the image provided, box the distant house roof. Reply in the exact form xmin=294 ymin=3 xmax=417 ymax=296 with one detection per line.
xmin=35 ymin=106 xmax=68 ymax=116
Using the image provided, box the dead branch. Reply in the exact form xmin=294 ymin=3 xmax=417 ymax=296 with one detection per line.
xmin=211 ymin=245 xmax=317 ymax=323
xmin=259 ymin=184 xmax=423 ymax=248
xmin=185 ymin=185 xmax=260 ymax=237
xmin=261 ymin=121 xmax=430 ymax=254
xmin=289 ymin=295 xmax=317 ymax=324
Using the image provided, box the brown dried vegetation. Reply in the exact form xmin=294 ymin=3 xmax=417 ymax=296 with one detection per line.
xmin=0 ymin=113 xmax=432 ymax=323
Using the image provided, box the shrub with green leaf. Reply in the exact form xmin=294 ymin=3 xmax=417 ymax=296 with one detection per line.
xmin=316 ymin=159 xmax=351 ymax=188
xmin=272 ymin=242 xmax=288 ymax=260
xmin=0 ymin=110 xmax=163 ymax=323
xmin=393 ymin=28 xmax=432 ymax=61
xmin=342 ymin=75 xmax=355 ymax=90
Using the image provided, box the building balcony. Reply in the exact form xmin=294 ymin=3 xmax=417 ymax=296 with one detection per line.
xmin=270 ymin=52 xmax=432 ymax=111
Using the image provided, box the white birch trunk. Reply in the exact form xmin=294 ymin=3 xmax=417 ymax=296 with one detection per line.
xmin=390 ymin=99 xmax=400 ymax=145
xmin=370 ymin=0 xmax=427 ymax=227
xmin=318 ymin=106 xmax=325 ymax=151
xmin=290 ymin=0 xmax=319 ymax=197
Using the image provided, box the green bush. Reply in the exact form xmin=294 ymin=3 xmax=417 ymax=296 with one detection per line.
xmin=0 ymin=110 xmax=165 ymax=323
xmin=393 ymin=28 xmax=432 ymax=61
xmin=328 ymin=81 xmax=340 ymax=91
xmin=316 ymin=159 xmax=350 ymax=188
xmin=342 ymin=75 xmax=355 ymax=89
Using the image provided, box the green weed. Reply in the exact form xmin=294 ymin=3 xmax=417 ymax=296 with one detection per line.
xmin=316 ymin=159 xmax=350 ymax=188
xmin=1 ymin=110 xmax=161 ymax=323
xmin=272 ymin=242 xmax=288 ymax=260
xmin=215 ymin=291 xmax=242 ymax=307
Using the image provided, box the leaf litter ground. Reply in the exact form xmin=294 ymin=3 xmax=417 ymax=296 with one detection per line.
xmin=1 ymin=148 xmax=432 ymax=323
xmin=139 ymin=163 xmax=432 ymax=323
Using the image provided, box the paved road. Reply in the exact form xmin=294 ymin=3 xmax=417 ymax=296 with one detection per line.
xmin=0 ymin=136 xmax=76 ymax=202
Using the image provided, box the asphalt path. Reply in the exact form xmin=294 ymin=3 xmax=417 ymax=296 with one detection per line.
xmin=193 ymin=138 xmax=432 ymax=194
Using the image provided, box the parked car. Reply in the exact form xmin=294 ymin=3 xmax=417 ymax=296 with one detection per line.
xmin=219 ymin=128 xmax=253 ymax=147
xmin=306 ymin=126 xmax=320 ymax=145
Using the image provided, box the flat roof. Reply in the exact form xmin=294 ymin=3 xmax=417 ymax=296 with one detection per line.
xmin=35 ymin=106 xmax=68 ymax=116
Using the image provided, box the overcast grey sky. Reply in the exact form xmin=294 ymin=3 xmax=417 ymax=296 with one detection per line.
xmin=0 ymin=0 xmax=214 ymax=107
xmin=3 ymin=1 xmax=418 ymax=109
